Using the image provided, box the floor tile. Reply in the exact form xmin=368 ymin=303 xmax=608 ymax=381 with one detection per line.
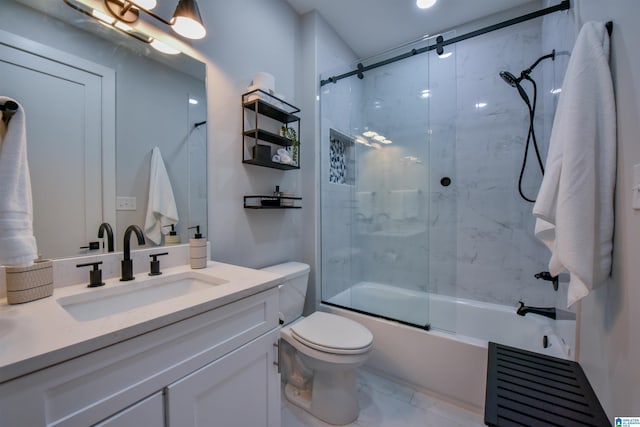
xmin=282 ymin=368 xmax=485 ymax=427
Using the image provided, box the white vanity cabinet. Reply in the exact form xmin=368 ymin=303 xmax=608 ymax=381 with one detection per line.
xmin=0 ymin=288 xmax=280 ymax=427
xmin=166 ymin=330 xmax=280 ymax=426
xmin=94 ymin=392 xmax=164 ymax=427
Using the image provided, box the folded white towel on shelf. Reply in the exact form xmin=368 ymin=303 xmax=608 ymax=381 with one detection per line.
xmin=389 ymin=189 xmax=420 ymax=220
xmin=0 ymin=97 xmax=38 ymax=266
xmin=533 ymin=22 xmax=616 ymax=307
xmin=144 ymin=147 xmax=179 ymax=245
xmin=389 ymin=190 xmax=404 ymax=220
xmin=356 ymin=191 xmax=374 ymax=220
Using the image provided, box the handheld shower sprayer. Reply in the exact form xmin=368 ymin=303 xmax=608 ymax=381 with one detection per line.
xmin=499 ymin=50 xmax=555 ymax=203
xmin=499 ymin=71 xmax=531 ymax=107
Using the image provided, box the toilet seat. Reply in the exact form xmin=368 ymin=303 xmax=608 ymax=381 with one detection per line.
xmin=290 ymin=312 xmax=373 ymax=355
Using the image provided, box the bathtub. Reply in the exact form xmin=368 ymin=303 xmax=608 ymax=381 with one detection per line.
xmin=323 ymin=282 xmax=575 ymax=411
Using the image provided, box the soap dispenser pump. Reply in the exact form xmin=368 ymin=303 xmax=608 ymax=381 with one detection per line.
xmin=164 ymin=224 xmax=181 ymax=245
xmin=188 ymin=225 xmax=206 ymax=269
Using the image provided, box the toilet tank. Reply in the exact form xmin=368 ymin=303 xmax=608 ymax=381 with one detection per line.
xmin=261 ymin=262 xmax=310 ymax=325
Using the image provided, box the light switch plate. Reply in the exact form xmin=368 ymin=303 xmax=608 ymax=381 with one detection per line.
xmin=633 ymin=164 xmax=640 ymax=210
xmin=116 ymin=196 xmax=137 ymax=211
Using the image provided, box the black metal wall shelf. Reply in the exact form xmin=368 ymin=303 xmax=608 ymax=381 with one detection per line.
xmin=244 ymin=195 xmax=302 ymax=209
xmin=243 ymin=94 xmax=300 ymax=123
xmin=242 ymin=89 xmax=301 ymax=171
xmin=242 ymin=159 xmax=299 ymax=170
xmin=243 ymin=129 xmax=293 ymax=147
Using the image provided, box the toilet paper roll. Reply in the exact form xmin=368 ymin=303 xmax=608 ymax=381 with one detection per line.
xmin=251 ymin=72 xmax=275 ymax=92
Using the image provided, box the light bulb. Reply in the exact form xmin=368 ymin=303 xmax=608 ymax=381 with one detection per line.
xmin=172 ymin=16 xmax=206 ymax=39
xmin=150 ymin=39 xmax=180 ymax=55
xmin=134 ymin=0 xmax=156 ymax=10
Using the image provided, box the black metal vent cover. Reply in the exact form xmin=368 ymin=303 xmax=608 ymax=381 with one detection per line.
xmin=485 ymin=342 xmax=610 ymax=427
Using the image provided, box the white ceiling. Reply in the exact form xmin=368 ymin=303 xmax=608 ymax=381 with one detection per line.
xmin=285 ymin=0 xmax=539 ymax=58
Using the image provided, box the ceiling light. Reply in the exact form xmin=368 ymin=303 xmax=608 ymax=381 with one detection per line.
xmin=381 ymin=139 xmax=392 ymax=144
xmin=355 ymin=136 xmax=369 ymax=145
xmin=550 ymin=88 xmax=562 ymax=94
xmin=363 ymin=131 xmax=378 ymax=138
xmin=189 ymin=98 xmax=199 ymax=105
xmin=373 ymin=135 xmax=386 ymax=142
xmin=416 ymin=0 xmax=437 ymax=9
xmin=171 ymin=0 xmax=207 ymax=39
xmin=421 ymin=89 xmax=431 ymax=98
xmin=475 ymin=102 xmax=488 ymax=109
xmin=150 ymin=39 xmax=180 ymax=55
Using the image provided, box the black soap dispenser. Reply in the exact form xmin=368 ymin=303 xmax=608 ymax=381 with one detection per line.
xmin=188 ymin=225 xmax=206 ymax=269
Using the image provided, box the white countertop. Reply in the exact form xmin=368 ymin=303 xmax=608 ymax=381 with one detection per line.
xmin=0 ymin=261 xmax=283 ymax=384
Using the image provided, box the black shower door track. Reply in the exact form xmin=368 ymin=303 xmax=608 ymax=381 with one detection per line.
xmin=320 ymin=0 xmax=571 ymax=86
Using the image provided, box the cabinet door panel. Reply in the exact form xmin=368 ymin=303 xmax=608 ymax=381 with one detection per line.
xmin=94 ymin=391 xmax=164 ymax=427
xmin=166 ymin=330 xmax=280 ymax=427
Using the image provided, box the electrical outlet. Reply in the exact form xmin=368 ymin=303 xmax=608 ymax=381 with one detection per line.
xmin=116 ymin=196 xmax=137 ymax=211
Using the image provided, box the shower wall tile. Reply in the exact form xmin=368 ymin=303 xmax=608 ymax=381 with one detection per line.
xmin=449 ymin=17 xmax=559 ymax=307
xmin=320 ymin=9 xmax=573 ymax=311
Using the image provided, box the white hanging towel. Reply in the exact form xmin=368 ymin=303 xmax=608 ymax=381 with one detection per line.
xmin=532 ymin=22 xmax=616 ymax=308
xmin=144 ymin=147 xmax=179 ymax=245
xmin=0 ymin=97 xmax=38 ymax=266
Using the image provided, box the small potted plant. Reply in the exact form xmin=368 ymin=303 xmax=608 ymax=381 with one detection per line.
xmin=280 ymin=126 xmax=299 ymax=166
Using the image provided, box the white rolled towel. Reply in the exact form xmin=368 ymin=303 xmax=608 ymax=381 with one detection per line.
xmin=144 ymin=147 xmax=179 ymax=245
xmin=0 ymin=97 xmax=38 ymax=266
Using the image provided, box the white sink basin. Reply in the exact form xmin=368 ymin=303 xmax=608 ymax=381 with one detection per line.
xmin=57 ymin=272 xmax=228 ymax=321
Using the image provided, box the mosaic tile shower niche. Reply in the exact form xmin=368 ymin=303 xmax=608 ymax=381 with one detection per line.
xmin=329 ymin=128 xmax=355 ymax=185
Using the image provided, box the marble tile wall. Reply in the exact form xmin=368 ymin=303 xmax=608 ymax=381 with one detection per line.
xmin=320 ymin=9 xmax=574 ymax=311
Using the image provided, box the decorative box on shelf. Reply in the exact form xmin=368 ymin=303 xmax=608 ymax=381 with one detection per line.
xmin=244 ymin=195 xmax=302 ymax=209
xmin=5 ymin=258 xmax=53 ymax=304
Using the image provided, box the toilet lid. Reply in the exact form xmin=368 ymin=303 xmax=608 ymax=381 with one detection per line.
xmin=290 ymin=312 xmax=373 ymax=355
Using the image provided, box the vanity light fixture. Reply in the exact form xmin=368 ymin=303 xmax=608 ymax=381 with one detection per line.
xmin=416 ymin=0 xmax=437 ymax=9
xmin=63 ymin=0 xmax=207 ymax=55
xmin=102 ymin=0 xmax=206 ymax=40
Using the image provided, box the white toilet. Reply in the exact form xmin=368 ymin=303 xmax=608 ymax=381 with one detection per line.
xmin=262 ymin=262 xmax=373 ymax=425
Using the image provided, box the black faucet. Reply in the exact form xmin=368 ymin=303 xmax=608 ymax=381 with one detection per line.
xmin=534 ymin=271 xmax=559 ymax=291
xmin=121 ymin=224 xmax=146 ymax=281
xmin=98 ymin=222 xmax=114 ymax=253
xmin=516 ymin=301 xmax=556 ymax=319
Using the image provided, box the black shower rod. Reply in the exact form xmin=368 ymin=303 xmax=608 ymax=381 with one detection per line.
xmin=320 ymin=0 xmax=571 ymax=86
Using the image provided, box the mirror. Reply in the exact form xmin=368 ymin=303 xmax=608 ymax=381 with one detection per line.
xmin=0 ymin=0 xmax=207 ymax=260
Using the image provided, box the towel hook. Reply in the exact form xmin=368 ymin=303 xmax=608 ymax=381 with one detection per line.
xmin=0 ymin=100 xmax=19 ymax=125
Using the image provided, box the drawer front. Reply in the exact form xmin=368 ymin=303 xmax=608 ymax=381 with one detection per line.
xmin=0 ymin=288 xmax=278 ymax=427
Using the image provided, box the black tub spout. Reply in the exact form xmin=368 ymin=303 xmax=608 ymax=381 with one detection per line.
xmin=516 ymin=301 xmax=556 ymax=319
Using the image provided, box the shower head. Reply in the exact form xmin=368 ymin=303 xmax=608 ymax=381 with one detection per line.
xmin=499 ymin=71 xmax=520 ymax=87
xmin=500 ymin=71 xmax=531 ymax=107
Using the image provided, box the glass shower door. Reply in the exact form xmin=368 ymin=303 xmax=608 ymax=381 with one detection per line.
xmin=320 ymin=42 xmax=437 ymax=329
